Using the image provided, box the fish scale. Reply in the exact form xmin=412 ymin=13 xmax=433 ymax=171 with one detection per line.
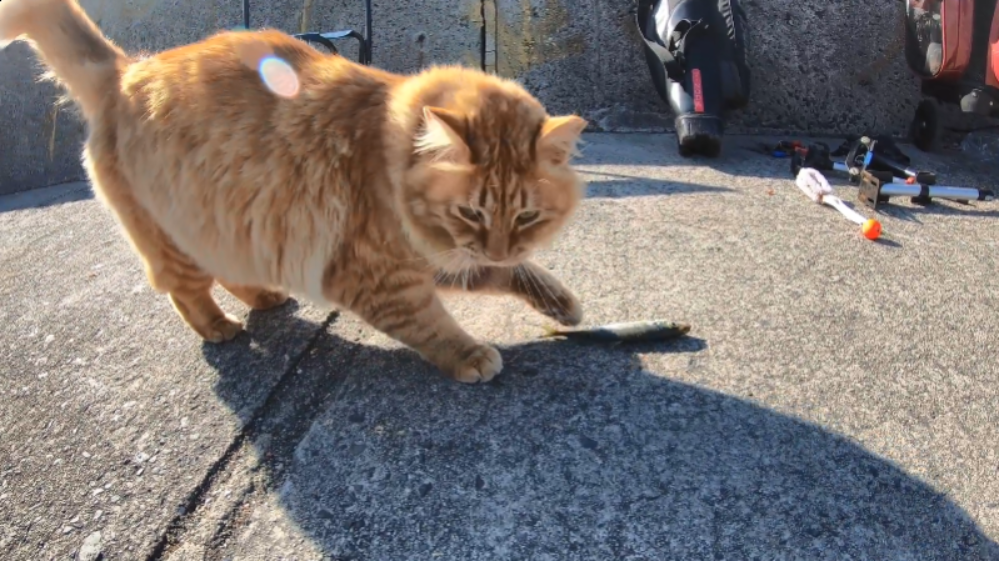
xmin=540 ymin=320 xmax=691 ymax=343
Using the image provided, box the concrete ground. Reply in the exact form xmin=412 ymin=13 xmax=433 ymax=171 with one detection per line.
xmin=1 ymin=133 xmax=998 ymax=561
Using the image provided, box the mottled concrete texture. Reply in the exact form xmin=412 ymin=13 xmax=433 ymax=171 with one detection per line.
xmin=0 ymin=0 xmax=994 ymax=193
xmin=0 ymin=43 xmax=89 ymax=195
xmin=3 ymin=135 xmax=999 ymax=560
xmin=496 ymin=0 xmax=916 ymax=135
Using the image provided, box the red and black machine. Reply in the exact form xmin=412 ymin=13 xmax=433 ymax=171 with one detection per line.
xmin=635 ymin=0 xmax=751 ymax=158
xmin=905 ymin=0 xmax=999 ymax=150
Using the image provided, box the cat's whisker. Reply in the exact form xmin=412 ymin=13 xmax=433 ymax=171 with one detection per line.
xmin=441 ymin=252 xmax=466 ymax=291
xmin=456 ymin=254 xmax=473 ymax=291
xmin=531 ymin=266 xmax=562 ymax=310
xmin=524 ymin=265 xmax=557 ymax=313
xmin=434 ymin=250 xmax=466 ymax=286
xmin=445 ymin=249 xmax=475 ymax=272
xmin=435 ymin=247 xmax=471 ymax=273
xmin=430 ymin=251 xmax=456 ymax=273
xmin=516 ymin=265 xmax=542 ymax=310
xmin=450 ymin=267 xmax=465 ymax=291
xmin=529 ymin=271 xmax=552 ymax=311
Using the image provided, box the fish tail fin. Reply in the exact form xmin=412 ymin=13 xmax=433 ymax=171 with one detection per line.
xmin=539 ymin=325 xmax=561 ymax=338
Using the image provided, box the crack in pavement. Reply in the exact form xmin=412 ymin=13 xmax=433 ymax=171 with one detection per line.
xmin=202 ymin=325 xmax=368 ymax=560
xmin=144 ymin=310 xmax=342 ymax=561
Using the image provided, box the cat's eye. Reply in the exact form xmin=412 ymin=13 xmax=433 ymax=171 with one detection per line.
xmin=516 ymin=210 xmax=540 ymax=226
xmin=457 ymin=205 xmax=483 ymax=223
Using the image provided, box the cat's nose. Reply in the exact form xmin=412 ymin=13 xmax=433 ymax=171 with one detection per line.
xmin=484 ymin=235 xmax=509 ymax=262
xmin=484 ymin=247 xmax=508 ymax=262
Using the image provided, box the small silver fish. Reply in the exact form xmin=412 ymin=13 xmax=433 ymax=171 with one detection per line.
xmin=540 ymin=320 xmax=691 ymax=343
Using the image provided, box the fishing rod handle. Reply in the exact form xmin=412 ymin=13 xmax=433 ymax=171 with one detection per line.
xmin=825 ymin=195 xmax=866 ymax=225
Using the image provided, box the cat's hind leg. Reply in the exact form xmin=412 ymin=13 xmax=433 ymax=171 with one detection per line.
xmin=217 ymin=282 xmax=290 ymax=311
xmin=132 ymin=228 xmax=243 ymax=343
xmin=86 ymin=157 xmax=243 ymax=343
xmin=166 ymin=282 xmax=244 ymax=343
xmin=124 ymin=215 xmax=243 ymax=343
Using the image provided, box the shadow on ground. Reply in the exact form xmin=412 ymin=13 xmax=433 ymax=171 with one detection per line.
xmin=583 ymin=170 xmax=734 ymax=199
xmin=575 ymin=134 xmax=796 ymax=199
xmin=0 ymin=181 xmax=93 ymax=213
xmin=200 ymin=302 xmax=998 ymax=560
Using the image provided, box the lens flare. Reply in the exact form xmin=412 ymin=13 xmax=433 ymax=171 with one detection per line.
xmin=258 ymin=55 xmax=300 ymax=98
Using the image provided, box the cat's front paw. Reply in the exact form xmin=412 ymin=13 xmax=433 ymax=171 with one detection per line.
xmin=450 ymin=344 xmax=503 ymax=384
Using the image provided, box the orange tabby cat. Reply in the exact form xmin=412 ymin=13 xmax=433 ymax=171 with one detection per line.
xmin=0 ymin=0 xmax=588 ymax=383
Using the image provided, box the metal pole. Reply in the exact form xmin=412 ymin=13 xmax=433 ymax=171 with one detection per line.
xmin=243 ymin=0 xmax=250 ymax=29
xmin=364 ymin=0 xmax=373 ymax=64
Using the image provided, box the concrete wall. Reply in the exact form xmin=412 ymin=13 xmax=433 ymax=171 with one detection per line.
xmin=500 ymin=0 xmax=922 ymax=134
xmin=0 ymin=0 xmax=966 ymax=194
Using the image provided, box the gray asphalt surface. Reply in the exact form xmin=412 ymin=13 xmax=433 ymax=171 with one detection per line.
xmin=1 ymin=134 xmax=998 ymax=561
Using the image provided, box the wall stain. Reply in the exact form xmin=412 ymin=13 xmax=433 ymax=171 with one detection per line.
xmin=300 ymin=0 xmax=315 ymax=33
xmin=82 ymin=0 xmax=161 ymax=24
xmin=47 ymin=106 xmax=59 ymax=162
xmin=462 ymin=0 xmax=489 ymax=70
xmin=459 ymin=49 xmax=482 ymax=70
xmin=491 ymin=0 xmax=585 ymax=78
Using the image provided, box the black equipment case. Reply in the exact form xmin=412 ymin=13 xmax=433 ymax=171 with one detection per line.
xmin=636 ymin=0 xmax=751 ymax=157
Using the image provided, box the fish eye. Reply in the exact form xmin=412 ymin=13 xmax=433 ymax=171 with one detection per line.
xmin=457 ymin=205 xmax=483 ymax=223
xmin=516 ymin=210 xmax=540 ymax=226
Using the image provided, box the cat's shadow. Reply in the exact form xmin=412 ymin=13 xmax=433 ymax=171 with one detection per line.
xmin=199 ymin=301 xmax=998 ymax=560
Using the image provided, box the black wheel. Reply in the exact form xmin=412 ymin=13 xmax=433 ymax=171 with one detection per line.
xmin=676 ymin=133 xmax=721 ymax=158
xmin=677 ymin=136 xmax=694 ymax=158
xmin=910 ymin=99 xmax=939 ymax=152
xmin=702 ymin=140 xmax=722 ymax=158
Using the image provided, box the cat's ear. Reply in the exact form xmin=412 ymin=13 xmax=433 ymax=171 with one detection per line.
xmin=414 ymin=106 xmax=471 ymax=170
xmin=537 ymin=115 xmax=588 ymax=166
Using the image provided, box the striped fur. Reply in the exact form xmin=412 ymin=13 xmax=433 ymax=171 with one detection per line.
xmin=2 ymin=0 xmax=588 ymax=383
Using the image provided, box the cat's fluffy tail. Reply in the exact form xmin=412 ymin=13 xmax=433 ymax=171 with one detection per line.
xmin=0 ymin=0 xmax=126 ymax=117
